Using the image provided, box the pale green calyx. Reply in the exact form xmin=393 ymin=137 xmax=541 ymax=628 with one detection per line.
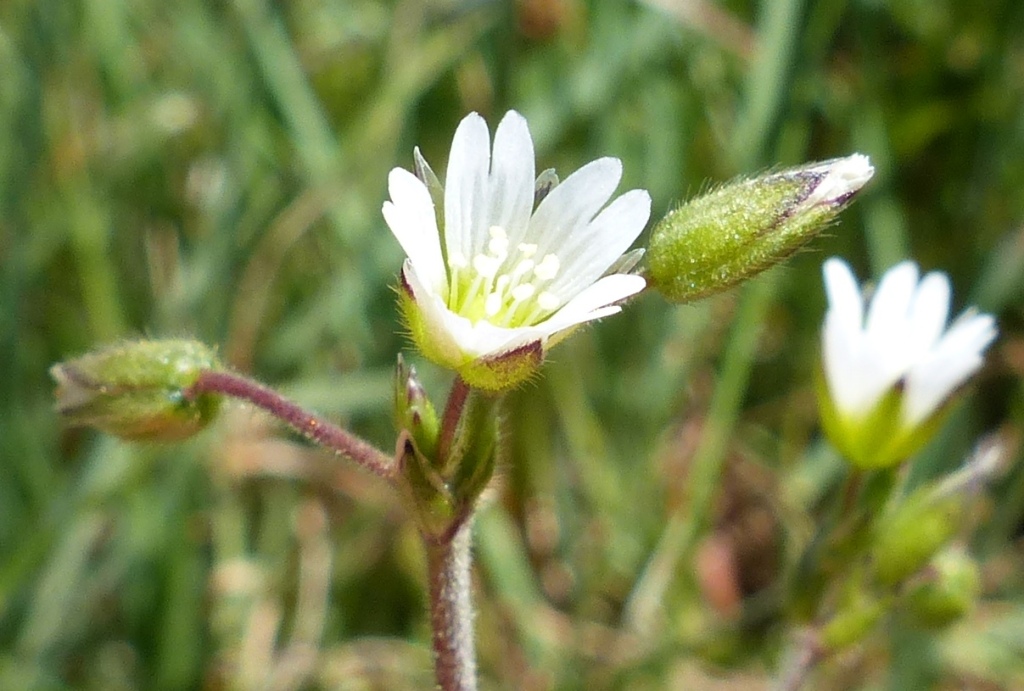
xmin=51 ymin=339 xmax=222 ymax=441
xmin=383 ymin=110 xmax=650 ymax=392
xmin=646 ymin=154 xmax=874 ymax=303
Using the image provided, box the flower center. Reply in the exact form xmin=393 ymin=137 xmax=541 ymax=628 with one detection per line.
xmin=447 ymin=225 xmax=562 ymax=327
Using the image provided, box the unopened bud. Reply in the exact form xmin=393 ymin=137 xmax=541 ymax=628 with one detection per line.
xmin=904 ymin=547 xmax=981 ymax=628
xmin=51 ymin=339 xmax=222 ymax=441
xmin=647 ymin=154 xmax=874 ymax=303
xmin=872 ymin=440 xmax=1002 ymax=586
xmin=821 ymin=590 xmax=886 ymax=651
xmin=393 ymin=354 xmax=439 ymax=459
xmin=871 ymin=484 xmax=962 ymax=587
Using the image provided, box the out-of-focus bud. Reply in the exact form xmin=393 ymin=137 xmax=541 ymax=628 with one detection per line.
xmin=904 ymin=547 xmax=981 ymax=628
xmin=871 ymin=439 xmax=1003 ymax=587
xmin=820 ymin=586 xmax=887 ymax=651
xmin=393 ymin=354 xmax=439 ymax=459
xmin=646 ymin=154 xmax=874 ymax=303
xmin=51 ymin=339 xmax=222 ymax=441
xmin=870 ymin=484 xmax=963 ymax=587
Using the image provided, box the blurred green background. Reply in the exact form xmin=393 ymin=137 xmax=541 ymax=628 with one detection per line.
xmin=2 ymin=0 xmax=1023 ymax=688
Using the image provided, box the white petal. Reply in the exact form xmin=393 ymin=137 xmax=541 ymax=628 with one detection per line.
xmin=904 ymin=313 xmax=997 ymax=426
xmin=540 ymin=273 xmax=646 ymax=333
xmin=487 ymin=111 xmax=535 ymax=250
xmin=864 ymin=261 xmax=918 ymax=342
xmin=549 ymin=189 xmax=651 ymax=300
xmin=444 ymin=113 xmax=491 ymax=261
xmin=820 ymin=258 xmax=900 ymax=416
xmin=529 ymin=157 xmax=623 ymax=258
xmin=822 ymin=258 xmax=864 ymax=332
xmin=822 ymin=311 xmax=880 ymax=416
xmin=402 ymin=260 xmax=461 ymax=352
xmin=904 ymin=271 xmax=951 ymax=357
xmin=383 ymin=168 xmax=446 ymax=292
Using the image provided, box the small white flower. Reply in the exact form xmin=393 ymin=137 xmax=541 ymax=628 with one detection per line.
xmin=821 ymin=257 xmax=997 ymax=432
xmin=383 ymin=111 xmax=650 ymax=390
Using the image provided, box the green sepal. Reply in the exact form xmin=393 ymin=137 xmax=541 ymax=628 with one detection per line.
xmin=51 ymin=339 xmax=222 ymax=441
xmin=442 ymin=390 xmax=500 ymax=506
xmin=816 ymin=366 xmax=952 ymax=470
xmin=395 ymin=434 xmax=458 ymax=539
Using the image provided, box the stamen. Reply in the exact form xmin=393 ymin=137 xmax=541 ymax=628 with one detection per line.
xmin=511 ymin=284 xmax=535 ymax=302
xmin=518 ymin=243 xmax=538 ymax=258
xmin=538 ymin=291 xmax=560 ymax=311
xmin=473 ymin=254 xmax=500 ymax=279
xmin=485 ymin=292 xmax=502 ymax=317
xmin=534 ymin=254 xmax=560 ymax=281
xmin=511 ymin=259 xmax=535 ymax=278
xmin=488 ymin=226 xmax=509 ymax=257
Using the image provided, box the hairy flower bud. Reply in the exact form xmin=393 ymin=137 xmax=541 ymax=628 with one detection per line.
xmin=394 ymin=354 xmax=440 ymax=459
xmin=647 ymin=155 xmax=874 ymax=303
xmin=51 ymin=339 xmax=222 ymax=441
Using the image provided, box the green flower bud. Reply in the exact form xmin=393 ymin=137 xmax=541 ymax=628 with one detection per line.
xmin=51 ymin=339 xmax=222 ymax=441
xmin=871 ymin=485 xmax=963 ymax=587
xmin=820 ymin=592 xmax=886 ymax=652
xmin=393 ymin=354 xmax=440 ymax=459
xmin=904 ymin=547 xmax=981 ymax=628
xmin=395 ymin=381 xmax=499 ymax=540
xmin=871 ymin=441 xmax=1001 ymax=587
xmin=647 ymin=155 xmax=874 ymax=303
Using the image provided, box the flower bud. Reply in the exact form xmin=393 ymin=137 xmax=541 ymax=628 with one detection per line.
xmin=870 ymin=484 xmax=963 ymax=587
xmin=647 ymin=155 xmax=874 ymax=303
xmin=820 ymin=591 xmax=886 ymax=652
xmin=51 ymin=339 xmax=222 ymax=441
xmin=904 ymin=547 xmax=981 ymax=628
xmin=393 ymin=354 xmax=440 ymax=459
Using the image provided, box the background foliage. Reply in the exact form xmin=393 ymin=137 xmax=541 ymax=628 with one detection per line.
xmin=2 ymin=0 xmax=1023 ymax=688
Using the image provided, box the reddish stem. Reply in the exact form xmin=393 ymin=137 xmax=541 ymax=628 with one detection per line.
xmin=426 ymin=521 xmax=477 ymax=691
xmin=437 ymin=377 xmax=471 ymax=464
xmin=187 ymin=370 xmax=394 ymax=480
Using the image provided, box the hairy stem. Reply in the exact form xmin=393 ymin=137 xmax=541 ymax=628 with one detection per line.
xmin=426 ymin=521 xmax=477 ymax=691
xmin=187 ymin=370 xmax=395 ymax=480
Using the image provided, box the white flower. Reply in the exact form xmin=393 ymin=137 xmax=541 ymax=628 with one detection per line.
xmin=821 ymin=257 xmax=997 ymax=462
xmin=383 ymin=111 xmax=650 ymax=390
